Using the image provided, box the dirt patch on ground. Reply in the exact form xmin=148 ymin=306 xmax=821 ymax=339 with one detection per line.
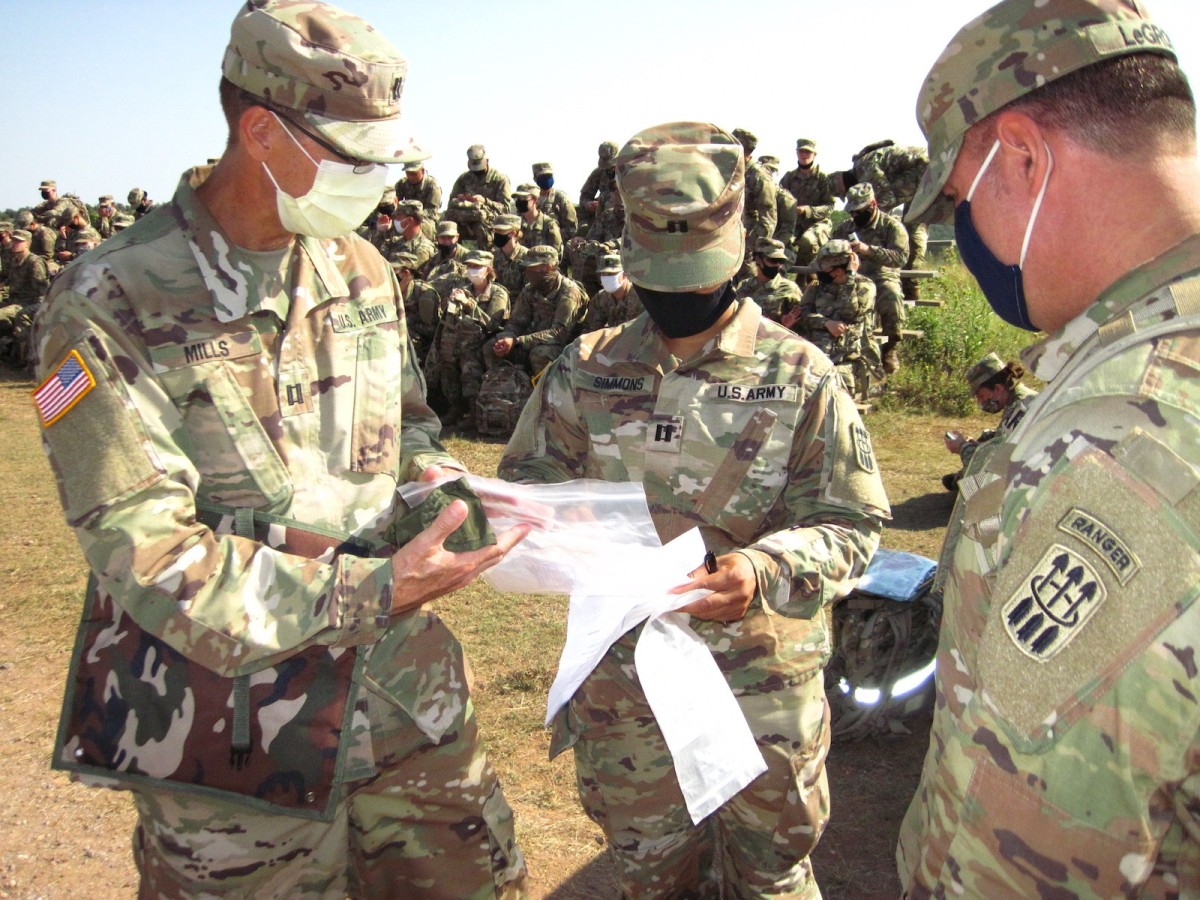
xmin=0 ymin=363 xmax=984 ymax=897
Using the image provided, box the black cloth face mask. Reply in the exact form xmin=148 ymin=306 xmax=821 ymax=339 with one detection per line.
xmin=635 ymin=280 xmax=736 ymax=339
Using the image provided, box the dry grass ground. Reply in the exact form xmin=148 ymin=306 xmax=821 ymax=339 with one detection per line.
xmin=0 ymin=361 xmax=990 ymax=898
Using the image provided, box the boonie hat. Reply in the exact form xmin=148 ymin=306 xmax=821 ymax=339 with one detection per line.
xmin=222 ymin=0 xmax=428 ymax=165
xmin=966 ymin=352 xmax=1007 ymax=390
xmin=908 ymin=0 xmax=1175 ymax=224
xmin=617 ymin=121 xmax=745 ymax=291
xmin=520 ymin=245 xmax=559 ymax=267
xmin=467 ymin=144 xmax=487 ymax=171
xmin=844 ymin=183 xmax=875 ymax=211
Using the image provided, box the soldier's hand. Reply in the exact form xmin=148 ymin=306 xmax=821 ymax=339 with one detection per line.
xmin=944 ymin=430 xmax=966 ymax=454
xmin=389 ymin=499 xmax=530 ymax=615
xmin=671 ymin=552 xmax=757 ymax=623
xmin=493 ymin=337 xmax=513 ymax=357
xmin=850 ymin=240 xmax=869 ymax=256
xmin=825 ymin=320 xmax=847 ymax=338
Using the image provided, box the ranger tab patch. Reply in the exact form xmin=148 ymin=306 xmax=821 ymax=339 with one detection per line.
xmin=34 ymin=349 xmax=96 ymax=427
xmin=1002 ymin=543 xmax=1108 ymax=661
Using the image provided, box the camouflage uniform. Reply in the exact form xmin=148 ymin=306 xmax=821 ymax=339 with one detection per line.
xmin=395 ymin=262 xmax=441 ymax=365
xmin=447 ymin=161 xmax=511 ymax=245
xmin=36 ymin=7 xmax=526 ymax=887
xmin=96 ymin=196 xmax=117 ymax=240
xmin=532 ymin=163 xmax=578 ymax=242
xmin=897 ymin=2 xmax=1200 ymax=896
xmin=581 ymin=255 xmax=643 ymax=332
xmin=395 ymin=167 xmax=442 ymax=240
xmin=499 ymin=299 xmax=889 ymax=897
xmin=0 ymin=239 xmax=50 ymax=364
xmin=577 ymin=140 xmax=619 ymax=233
xmin=33 ymin=181 xmax=74 ymax=227
xmin=832 ymin=197 xmax=908 ymax=364
xmin=733 ymin=270 xmax=801 ymax=324
xmin=430 ymin=276 xmax=509 ymax=422
xmin=851 ymin=142 xmax=930 ymax=300
xmin=795 ymin=273 xmax=875 ymax=366
xmin=513 ymin=187 xmax=563 ymax=255
xmin=489 ymin=257 xmax=586 ymax=376
xmin=491 ymin=217 xmax=528 ymax=297
xmin=28 ymin=223 xmax=57 ymax=264
xmin=780 ymin=163 xmax=836 ymax=267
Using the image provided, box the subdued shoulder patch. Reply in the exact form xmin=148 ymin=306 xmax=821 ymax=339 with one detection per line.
xmin=853 ymin=423 xmax=876 ymax=473
xmin=33 ymin=349 xmax=95 ymax=426
xmin=1000 ymin=543 xmax=1108 ymax=661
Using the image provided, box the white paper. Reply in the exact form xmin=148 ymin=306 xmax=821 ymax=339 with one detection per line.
xmin=636 ymin=613 xmax=768 ymax=823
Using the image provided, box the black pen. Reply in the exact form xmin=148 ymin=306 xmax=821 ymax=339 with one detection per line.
xmin=703 ymin=550 xmax=718 ymax=574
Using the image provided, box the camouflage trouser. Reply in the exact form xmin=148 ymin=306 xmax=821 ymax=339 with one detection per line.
xmin=872 ymin=277 xmax=906 ymax=368
xmin=902 ymin=222 xmax=928 ymax=302
xmin=795 ymin=222 xmax=833 ymax=268
xmin=0 ymin=302 xmax=36 ymax=367
xmin=566 ymin=669 xmax=830 ymax=898
xmin=131 ymin=683 xmax=526 ymax=898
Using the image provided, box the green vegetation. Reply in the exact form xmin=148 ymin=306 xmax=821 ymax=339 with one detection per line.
xmin=876 ymin=253 xmax=1039 ymax=415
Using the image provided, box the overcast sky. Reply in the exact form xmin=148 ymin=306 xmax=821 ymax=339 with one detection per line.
xmin=3 ymin=0 xmax=1197 ymax=212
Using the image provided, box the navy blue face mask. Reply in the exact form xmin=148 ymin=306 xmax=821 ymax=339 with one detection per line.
xmin=535 ymin=174 xmax=554 ymax=190
xmin=953 ymin=140 xmax=1053 ymax=333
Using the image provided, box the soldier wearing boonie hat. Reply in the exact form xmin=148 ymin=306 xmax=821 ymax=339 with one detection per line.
xmin=498 ymin=120 xmax=889 ymax=897
xmin=33 ymin=1 xmax=529 ymax=896
xmin=897 ymin=2 xmax=1200 ymax=896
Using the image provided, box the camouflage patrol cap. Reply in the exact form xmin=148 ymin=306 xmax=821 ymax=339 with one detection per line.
xmin=112 ymin=212 xmax=136 ymax=230
xmin=98 ymin=195 xmax=114 ymax=205
xmin=128 ymin=188 xmax=145 ymax=206
xmin=754 ymin=239 xmax=789 ymax=263
xmin=966 ymin=352 xmax=1007 ymax=390
xmin=436 ymin=220 xmax=459 ymax=237
xmin=519 ymin=245 xmax=559 ymax=267
xmin=512 ymin=183 xmax=537 ymax=198
xmin=617 ymin=121 xmax=745 ymax=292
xmin=40 ymin=180 xmax=56 ymax=191
xmin=11 ymin=229 xmax=31 ymax=244
xmin=815 ymin=239 xmax=853 ymax=271
xmin=908 ymin=0 xmax=1176 ymax=224
xmin=844 ymin=183 xmax=875 ymax=211
xmin=463 ymin=248 xmax=495 ymax=268
xmin=15 ymin=210 xmax=33 ymax=227
xmin=395 ymin=199 xmax=422 ymax=217
xmin=403 ymin=159 xmax=424 ymax=171
xmin=390 ymin=250 xmax=420 ymax=271
xmin=467 ymin=144 xmax=487 ymax=171
xmin=598 ymin=140 xmax=619 ymax=162
xmin=596 ymin=253 xmax=623 ymax=276
xmin=223 ymin=0 xmax=427 ymax=164
xmin=731 ymin=128 xmax=757 ymax=153
xmin=795 ymin=138 xmax=817 ymax=152
xmin=492 ymin=214 xmax=521 ymax=233
xmin=532 ymin=162 xmax=553 ymax=176
xmin=0 ymin=221 xmax=11 ymax=234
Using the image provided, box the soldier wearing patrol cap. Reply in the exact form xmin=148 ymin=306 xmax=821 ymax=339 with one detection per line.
xmin=395 ymin=158 xmax=441 ymax=240
xmin=512 ymin=183 xmax=562 ymax=255
xmin=733 ymin=237 xmax=801 ymax=323
xmin=32 ymin=1 xmax=529 ymax=895
xmin=488 ymin=243 xmax=586 ymax=376
xmin=489 ymin=213 xmax=528 ymax=296
xmin=447 ymin=143 xmax=512 ymax=246
xmin=127 ymin=186 xmax=154 ymax=219
xmin=532 ymin=161 xmax=578 ymax=243
xmin=382 ymin=198 xmax=435 ymax=270
xmin=391 ymin=250 xmax=440 ymax=364
xmin=781 ymin=138 xmax=837 ymax=268
xmin=940 ymin=352 xmax=1038 ymax=491
xmin=95 ymin=195 xmax=117 ymax=240
xmin=731 ymin=127 xmax=778 ymax=271
xmin=33 ymin=179 xmax=73 ymax=226
xmin=896 ymin=2 xmax=1200 ymax=895
xmin=832 ymin=181 xmax=909 ymax=373
xmin=499 ymin=121 xmax=889 ymax=897
xmin=580 ymin=251 xmax=642 ymax=332
xmin=578 ymin=139 xmax=619 ymax=230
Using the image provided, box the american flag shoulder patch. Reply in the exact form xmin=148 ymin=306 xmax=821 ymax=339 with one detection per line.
xmin=33 ymin=349 xmax=96 ymax=427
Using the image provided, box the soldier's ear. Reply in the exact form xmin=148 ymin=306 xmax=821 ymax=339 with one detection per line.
xmin=240 ymin=106 xmax=277 ymax=163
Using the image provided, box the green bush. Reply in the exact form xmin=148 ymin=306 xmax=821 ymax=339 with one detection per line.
xmin=875 ymin=251 xmax=1039 ymax=415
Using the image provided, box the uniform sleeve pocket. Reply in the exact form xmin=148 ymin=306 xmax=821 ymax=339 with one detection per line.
xmin=351 ymin=330 xmax=401 ymax=476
